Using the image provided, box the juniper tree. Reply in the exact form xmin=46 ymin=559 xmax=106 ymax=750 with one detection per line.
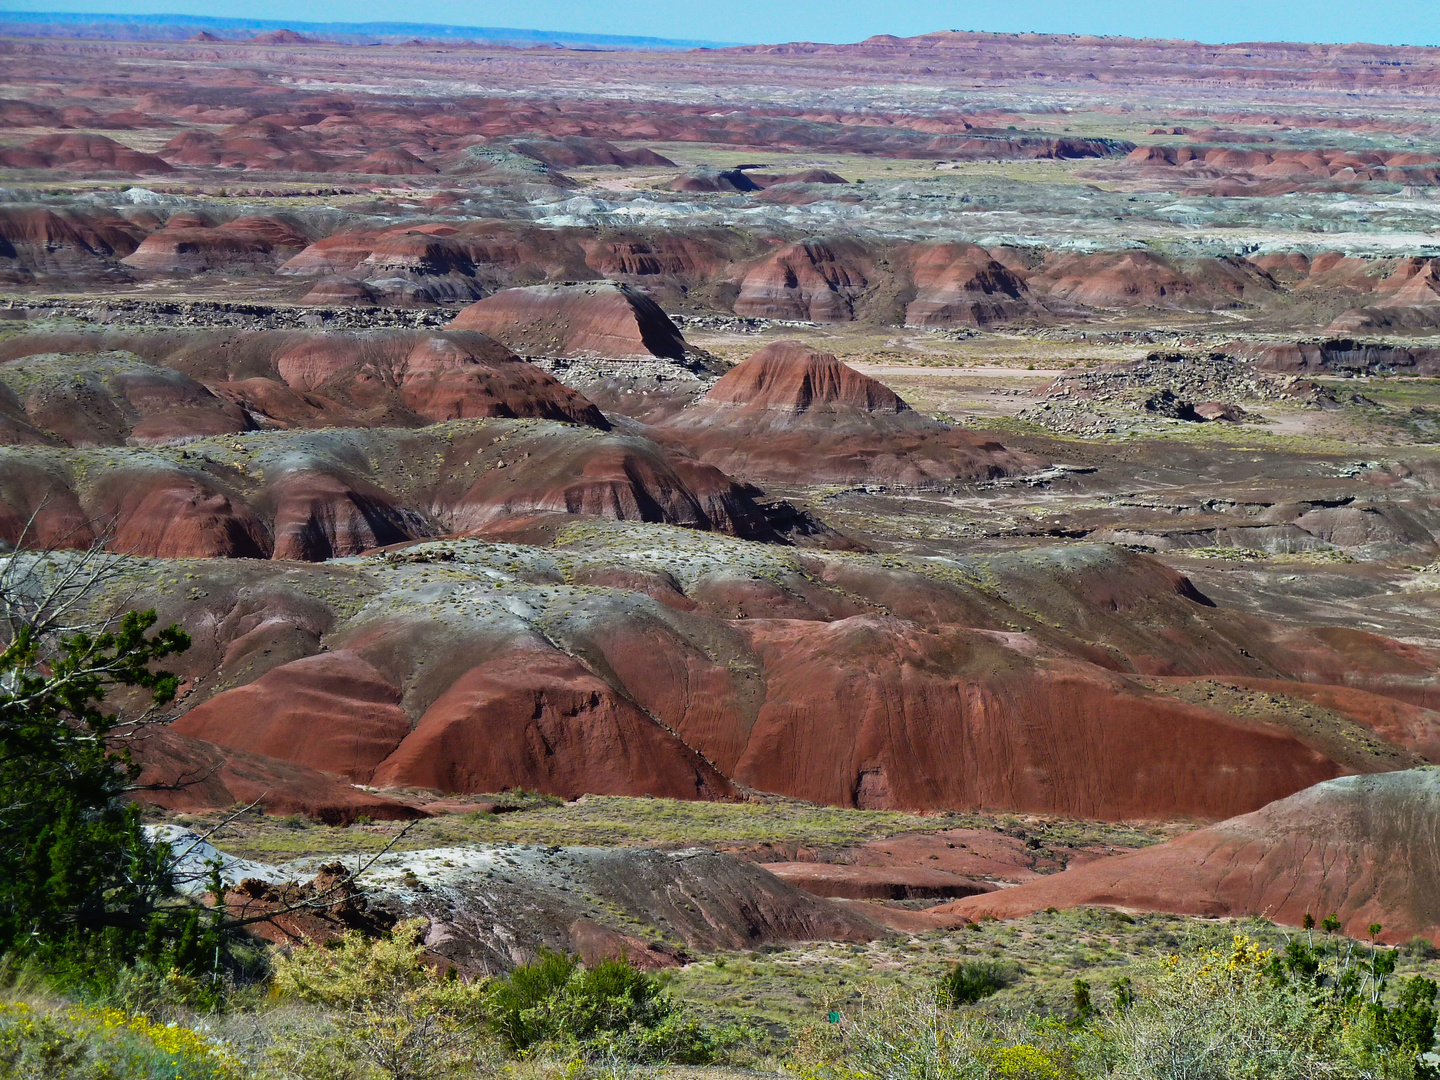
xmin=0 ymin=546 xmax=200 ymax=981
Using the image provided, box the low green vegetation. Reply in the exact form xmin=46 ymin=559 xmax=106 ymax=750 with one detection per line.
xmin=4 ymin=923 xmax=722 ymax=1079
xmin=159 ymin=796 xmax=1176 ymax=864
xmin=666 ymin=908 xmax=1440 ymax=1064
xmin=0 ymin=998 xmax=242 ymax=1080
xmin=793 ymin=931 xmax=1440 ymax=1080
xmin=938 ymin=959 xmax=1017 ymax=1007
xmin=485 ymin=949 xmax=729 ymax=1064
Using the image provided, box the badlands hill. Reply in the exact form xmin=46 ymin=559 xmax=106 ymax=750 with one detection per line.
xmin=90 ymin=523 xmax=1440 ymax=823
xmin=943 ymin=768 xmax=1440 ymax=944
xmin=656 ymin=341 xmax=1043 ymax=483
xmin=449 ymin=282 xmax=692 ymax=361
xmin=0 ymin=316 xmax=1433 ymax=828
xmin=700 ymin=339 xmax=913 ymax=416
xmin=4 ymin=23 xmax=1440 ymax=945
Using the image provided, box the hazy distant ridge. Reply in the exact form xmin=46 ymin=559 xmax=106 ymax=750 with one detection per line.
xmin=0 ymin=9 xmax=742 ymax=50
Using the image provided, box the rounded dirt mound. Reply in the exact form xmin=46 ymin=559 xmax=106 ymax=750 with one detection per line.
xmin=350 ymin=146 xmax=437 ymax=175
xmin=703 ymin=339 xmax=911 ymax=415
xmin=450 ymin=282 xmax=689 ymax=360
xmin=940 ymin=768 xmax=1440 ymax=943
xmin=657 ymin=340 xmax=1044 ymax=484
xmin=370 ymin=648 xmax=733 ymax=799
xmin=266 ymin=468 xmax=431 ymax=561
xmin=1 ymin=329 xmax=609 ymax=431
xmin=0 ymin=352 xmax=252 ymax=446
xmin=902 ymin=243 xmax=1040 ymax=328
xmin=131 ymin=729 xmax=419 ymax=824
xmin=171 ymin=650 xmax=414 ymax=782
xmin=443 ymin=429 xmax=772 ymax=538
xmin=732 ymin=240 xmax=870 ymax=322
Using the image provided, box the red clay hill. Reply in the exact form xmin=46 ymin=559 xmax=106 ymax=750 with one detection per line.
xmin=99 ymin=531 xmax=1440 ymax=821
xmin=702 ymin=339 xmax=911 ymax=416
xmin=449 ymin=282 xmax=691 ymax=361
xmin=942 ymin=768 xmax=1440 ymax=945
xmin=0 ymin=329 xmax=608 ymax=432
xmin=656 ymin=340 xmax=1043 ymax=484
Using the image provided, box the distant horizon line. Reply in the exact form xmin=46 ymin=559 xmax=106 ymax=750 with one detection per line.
xmin=0 ymin=9 xmax=748 ymax=50
xmin=0 ymin=9 xmax=1431 ymax=53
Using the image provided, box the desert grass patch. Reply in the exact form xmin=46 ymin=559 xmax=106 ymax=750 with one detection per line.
xmin=670 ymin=909 xmax=1440 ymax=1062
xmin=160 ymin=796 xmax=1174 ymax=864
xmin=788 ymin=929 xmax=1440 ymax=1080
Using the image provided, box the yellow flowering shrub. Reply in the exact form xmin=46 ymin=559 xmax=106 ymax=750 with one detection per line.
xmin=982 ymin=1043 xmax=1073 ymax=1080
xmin=0 ymin=997 xmax=241 ymax=1079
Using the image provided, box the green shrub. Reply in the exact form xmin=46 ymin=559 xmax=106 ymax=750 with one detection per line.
xmin=484 ymin=949 xmax=577 ymax=1053
xmin=268 ymin=921 xmax=489 ymax=1080
xmin=486 ymin=950 xmax=719 ymax=1063
xmin=795 ymin=933 xmax=1440 ymax=1080
xmin=938 ymin=960 xmax=1016 ymax=1007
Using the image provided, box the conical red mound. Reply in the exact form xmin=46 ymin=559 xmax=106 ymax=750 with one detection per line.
xmin=703 ymin=340 xmax=909 ymax=415
xmin=656 ymin=339 xmax=1042 ymax=484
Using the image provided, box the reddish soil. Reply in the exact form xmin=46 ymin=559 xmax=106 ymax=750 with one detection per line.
xmin=449 ymin=282 xmax=690 ymax=360
xmin=121 ymin=214 xmax=310 ymax=273
xmin=130 ymin=729 xmax=420 ymax=823
xmin=6 ymin=22 xmax=1440 ymax=944
xmin=655 ymin=340 xmax=1045 ymax=484
xmin=749 ymin=821 xmax=1145 ymax=904
xmin=0 ymin=329 xmax=609 ymax=430
xmin=701 ymin=339 xmax=911 ymax=415
xmin=171 ymin=650 xmax=414 ymax=781
xmin=109 ymin=537 xmax=1440 ymax=820
xmin=903 ymin=243 xmax=1041 ymax=327
xmin=368 ymin=648 xmax=734 ymax=799
xmin=940 ymin=769 xmax=1440 ymax=945
xmin=1029 ymin=252 xmax=1277 ymax=310
xmin=760 ymin=862 xmax=994 ymax=900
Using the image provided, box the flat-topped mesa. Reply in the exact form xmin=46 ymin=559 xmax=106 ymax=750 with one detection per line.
xmin=703 ymin=340 xmax=911 ymax=417
xmin=449 ymin=282 xmax=689 ymax=361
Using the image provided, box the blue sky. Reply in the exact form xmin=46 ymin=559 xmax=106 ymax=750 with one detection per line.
xmin=6 ymin=0 xmax=1440 ymax=47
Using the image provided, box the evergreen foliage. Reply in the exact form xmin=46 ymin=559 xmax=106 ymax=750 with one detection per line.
xmin=937 ymin=959 xmax=1015 ymax=1007
xmin=0 ymin=590 xmax=198 ymax=985
xmin=486 ymin=948 xmax=722 ymax=1063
